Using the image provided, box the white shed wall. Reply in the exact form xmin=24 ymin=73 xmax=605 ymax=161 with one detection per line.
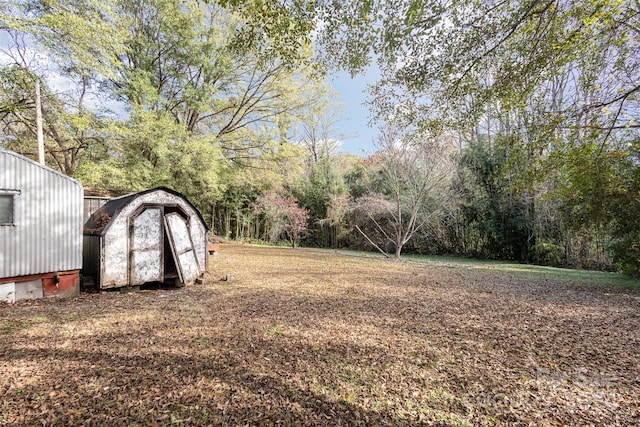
xmin=190 ymin=214 xmax=207 ymax=269
xmin=0 ymin=149 xmax=83 ymax=278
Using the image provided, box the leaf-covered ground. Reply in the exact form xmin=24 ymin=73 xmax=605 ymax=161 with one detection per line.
xmin=1 ymin=245 xmax=639 ymax=426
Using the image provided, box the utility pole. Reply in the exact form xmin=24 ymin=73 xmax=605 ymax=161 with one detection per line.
xmin=35 ymin=79 xmax=44 ymax=165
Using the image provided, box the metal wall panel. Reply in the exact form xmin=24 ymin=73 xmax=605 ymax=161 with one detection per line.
xmin=0 ymin=149 xmax=83 ymax=279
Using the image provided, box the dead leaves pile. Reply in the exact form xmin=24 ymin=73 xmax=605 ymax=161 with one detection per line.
xmin=1 ymin=245 xmax=639 ymax=426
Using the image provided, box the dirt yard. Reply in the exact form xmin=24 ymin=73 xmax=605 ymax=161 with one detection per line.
xmin=1 ymin=245 xmax=639 ymax=426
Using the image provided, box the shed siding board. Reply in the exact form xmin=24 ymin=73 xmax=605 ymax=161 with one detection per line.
xmin=130 ymin=207 xmax=163 ymax=285
xmin=102 ymin=214 xmax=129 ymax=287
xmin=190 ymin=216 xmax=207 ymax=270
xmin=0 ymin=149 xmax=82 ymax=279
xmin=165 ymin=213 xmax=199 ymax=283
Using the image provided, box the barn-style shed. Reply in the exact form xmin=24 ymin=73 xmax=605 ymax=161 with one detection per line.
xmin=0 ymin=148 xmax=83 ymax=302
xmin=83 ymin=187 xmax=208 ymax=290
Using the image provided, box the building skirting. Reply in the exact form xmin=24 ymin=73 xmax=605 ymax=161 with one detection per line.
xmin=0 ymin=270 xmax=80 ymax=302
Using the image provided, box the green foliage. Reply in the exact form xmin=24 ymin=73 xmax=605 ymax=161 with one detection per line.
xmin=2 ymin=0 xmax=329 ymax=230
xmin=3 ymin=0 xmax=638 ymax=279
xmin=0 ymin=64 xmax=110 ymax=175
xmin=313 ymin=0 xmax=378 ymax=74
xmin=218 ymin=0 xmax=316 ymax=69
xmin=344 ymin=159 xmax=373 ymax=199
xmin=298 ymin=157 xmax=344 ymax=217
xmin=553 ymin=138 xmax=640 ymax=275
xmin=530 ymin=243 xmax=564 ymax=268
xmin=324 ymin=0 xmax=639 ymax=127
xmin=209 ymin=142 xmax=307 ymax=241
xmin=456 ymin=138 xmax=532 ymax=261
xmin=611 ymin=231 xmax=640 ymax=279
xmin=0 ymin=65 xmax=38 ymax=154
xmin=312 ymin=0 xmax=639 ymax=275
xmin=0 ymin=65 xmax=35 ymax=116
xmin=2 ymin=0 xmax=125 ymax=78
xmin=294 ymin=152 xmax=352 ymax=247
xmin=77 ymin=108 xmax=227 ymax=216
xmin=604 ymin=144 xmax=640 ymax=277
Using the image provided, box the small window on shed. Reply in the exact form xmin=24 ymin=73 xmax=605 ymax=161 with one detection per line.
xmin=0 ymin=191 xmax=18 ymax=225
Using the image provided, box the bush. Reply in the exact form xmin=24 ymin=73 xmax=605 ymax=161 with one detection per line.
xmin=612 ymin=232 xmax=640 ymax=279
xmin=530 ymin=242 xmax=564 ymax=267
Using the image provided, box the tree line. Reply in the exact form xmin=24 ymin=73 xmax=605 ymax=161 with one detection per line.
xmin=1 ymin=0 xmax=638 ymax=276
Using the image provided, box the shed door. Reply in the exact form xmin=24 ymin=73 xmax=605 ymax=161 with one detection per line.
xmin=164 ymin=212 xmax=200 ymax=284
xmin=130 ymin=207 xmax=163 ymax=285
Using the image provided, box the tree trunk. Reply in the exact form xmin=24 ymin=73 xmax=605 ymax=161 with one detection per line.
xmin=394 ymin=244 xmax=403 ymax=258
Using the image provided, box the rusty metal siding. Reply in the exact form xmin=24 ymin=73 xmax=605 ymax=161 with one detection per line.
xmin=0 ymin=149 xmax=83 ymax=279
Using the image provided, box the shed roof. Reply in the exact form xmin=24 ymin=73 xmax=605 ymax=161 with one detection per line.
xmin=83 ymin=186 xmax=208 ymax=236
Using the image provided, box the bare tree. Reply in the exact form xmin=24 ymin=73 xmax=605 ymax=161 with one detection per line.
xmin=292 ymin=81 xmax=348 ymax=166
xmin=353 ymin=124 xmax=457 ymax=258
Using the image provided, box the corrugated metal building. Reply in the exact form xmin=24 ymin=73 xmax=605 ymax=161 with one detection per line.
xmin=83 ymin=187 xmax=208 ymax=290
xmin=0 ymin=148 xmax=83 ymax=302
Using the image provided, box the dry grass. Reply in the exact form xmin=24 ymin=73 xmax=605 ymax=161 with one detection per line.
xmin=1 ymin=244 xmax=639 ymax=426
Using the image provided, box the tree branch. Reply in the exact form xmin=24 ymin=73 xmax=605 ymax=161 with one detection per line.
xmin=355 ymin=225 xmax=390 ymax=258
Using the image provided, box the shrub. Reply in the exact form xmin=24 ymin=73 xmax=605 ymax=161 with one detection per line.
xmin=530 ymin=242 xmax=564 ymax=267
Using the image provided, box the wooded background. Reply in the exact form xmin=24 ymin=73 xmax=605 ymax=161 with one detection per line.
xmin=1 ymin=0 xmax=638 ymax=276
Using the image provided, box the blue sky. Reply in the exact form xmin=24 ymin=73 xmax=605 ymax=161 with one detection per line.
xmin=326 ymin=67 xmax=381 ymax=156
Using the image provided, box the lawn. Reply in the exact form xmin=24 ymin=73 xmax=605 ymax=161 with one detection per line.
xmin=1 ymin=244 xmax=639 ymax=426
